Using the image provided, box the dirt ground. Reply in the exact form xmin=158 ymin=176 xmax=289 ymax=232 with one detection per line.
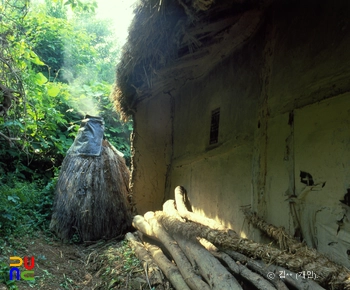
xmin=0 ymin=231 xmax=153 ymax=290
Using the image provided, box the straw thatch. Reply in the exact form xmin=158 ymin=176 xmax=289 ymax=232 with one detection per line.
xmin=50 ymin=139 xmax=132 ymax=242
xmin=111 ymin=0 xmax=266 ymax=120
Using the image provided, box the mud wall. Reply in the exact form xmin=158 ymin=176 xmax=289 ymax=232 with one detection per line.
xmin=166 ymin=43 xmax=261 ymax=238
xmin=130 ymin=95 xmax=172 ymax=214
xmin=169 ymin=0 xmax=350 ymax=264
xmin=130 ymin=0 xmax=350 ymax=265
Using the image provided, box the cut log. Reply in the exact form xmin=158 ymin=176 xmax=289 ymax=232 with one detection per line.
xmin=222 ymin=250 xmax=288 ymax=290
xmin=125 ymin=232 xmax=164 ymax=289
xmin=199 ymin=239 xmax=276 ymax=290
xmin=172 ymin=232 xmax=243 ymax=290
xmin=214 ymin=252 xmax=275 ymax=290
xmin=132 ymin=215 xmax=159 ymax=240
xmin=143 ymin=240 xmax=191 ymax=290
xmin=174 ymin=186 xmax=227 ymax=231
xmin=133 ymin=213 xmax=210 ymax=290
xmin=253 ymin=260 xmax=326 ymax=290
xmin=251 ymin=261 xmax=325 ymax=290
xmin=156 ymin=211 xmax=350 ymax=290
xmin=163 ymin=199 xmax=243 ymax=289
xmin=225 ymin=249 xmax=327 ymax=290
xmin=241 ymin=209 xmax=350 ymax=289
xmin=162 ymin=199 xmax=185 ymax=221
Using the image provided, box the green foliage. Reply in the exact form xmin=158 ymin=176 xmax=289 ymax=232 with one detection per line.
xmin=0 ymin=0 xmax=131 ymax=176
xmin=0 ymin=0 xmax=132 ymax=249
xmin=0 ymin=262 xmax=18 ymax=290
xmin=98 ymin=240 xmax=141 ymax=289
xmin=23 ymin=10 xmax=97 ymax=82
xmin=0 ymin=174 xmax=57 ymax=240
xmin=64 ymin=0 xmax=97 ymax=13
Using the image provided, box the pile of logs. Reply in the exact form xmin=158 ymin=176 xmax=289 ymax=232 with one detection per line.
xmin=126 ymin=186 xmax=350 ymax=290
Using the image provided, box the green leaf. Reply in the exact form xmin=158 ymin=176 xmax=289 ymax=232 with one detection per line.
xmin=1 ymin=213 xmax=13 ymax=221
xmin=30 ymin=51 xmax=45 ymax=65
xmin=47 ymin=84 xmax=60 ymax=97
xmin=7 ymin=195 xmax=19 ymax=203
xmin=34 ymin=73 xmax=48 ymax=85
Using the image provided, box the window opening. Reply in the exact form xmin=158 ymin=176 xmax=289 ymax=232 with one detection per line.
xmin=209 ymin=108 xmax=220 ymax=145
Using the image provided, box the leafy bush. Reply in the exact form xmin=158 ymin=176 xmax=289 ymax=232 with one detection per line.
xmin=0 ymin=261 xmax=18 ymax=290
xmin=0 ymin=0 xmax=133 ymax=254
xmin=0 ymin=0 xmax=132 ymax=179
xmin=0 ymin=174 xmax=57 ymax=240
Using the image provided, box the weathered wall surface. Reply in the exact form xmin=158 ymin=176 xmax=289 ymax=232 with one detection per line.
xmin=169 ymin=0 xmax=350 ymax=262
xmin=130 ymin=95 xmax=172 ymax=214
xmin=166 ymin=44 xmax=262 ymax=237
xmin=255 ymin=1 xmax=350 ymax=266
xmin=131 ymin=0 xmax=350 ymax=265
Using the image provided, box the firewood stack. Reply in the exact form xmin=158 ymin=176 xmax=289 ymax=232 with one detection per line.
xmin=126 ymin=186 xmax=350 ymax=290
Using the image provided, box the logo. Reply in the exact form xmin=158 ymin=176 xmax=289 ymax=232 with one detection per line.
xmin=9 ymin=256 xmax=35 ymax=281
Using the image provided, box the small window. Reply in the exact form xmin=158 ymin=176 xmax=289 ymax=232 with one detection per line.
xmin=209 ymin=108 xmax=220 ymax=145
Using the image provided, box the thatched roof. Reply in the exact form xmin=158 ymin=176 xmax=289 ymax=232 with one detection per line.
xmin=112 ymin=0 xmax=269 ymax=119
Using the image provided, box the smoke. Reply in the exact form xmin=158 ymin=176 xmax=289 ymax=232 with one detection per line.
xmin=58 ymin=0 xmax=137 ymax=118
xmin=61 ymin=25 xmax=100 ymax=117
xmin=61 ymin=64 xmax=101 ymax=117
xmin=64 ymin=80 xmax=101 ymax=117
xmin=67 ymin=91 xmax=100 ymax=117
